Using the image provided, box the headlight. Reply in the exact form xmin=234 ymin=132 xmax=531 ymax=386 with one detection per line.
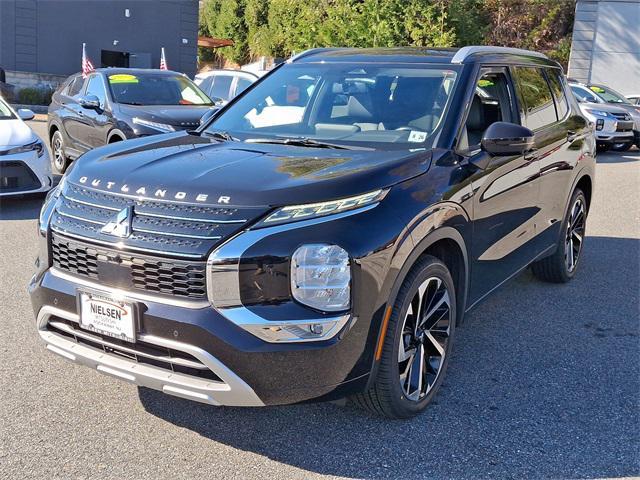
xmin=2 ymin=140 xmax=44 ymax=157
xmin=291 ymin=244 xmax=350 ymax=312
xmin=38 ymin=176 xmax=64 ymax=232
xmin=259 ymin=189 xmax=387 ymax=226
xmin=585 ymin=109 xmax=612 ymax=118
xmin=132 ymin=117 xmax=175 ymax=133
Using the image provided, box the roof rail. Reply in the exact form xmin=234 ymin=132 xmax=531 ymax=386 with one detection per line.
xmin=451 ymin=46 xmax=548 ymax=64
xmin=287 ymin=48 xmax=343 ymax=63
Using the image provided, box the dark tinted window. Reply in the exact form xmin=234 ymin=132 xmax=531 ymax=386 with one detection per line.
xmin=211 ymin=75 xmax=233 ymax=101
xmin=513 ymin=67 xmax=557 ymax=130
xmin=546 ymin=70 xmax=569 ymax=119
xmin=68 ymin=77 xmax=85 ymax=97
xmin=85 ymin=75 xmax=107 ymax=108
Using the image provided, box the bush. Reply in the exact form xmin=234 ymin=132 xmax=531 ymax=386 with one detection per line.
xmin=17 ymin=87 xmax=54 ymax=106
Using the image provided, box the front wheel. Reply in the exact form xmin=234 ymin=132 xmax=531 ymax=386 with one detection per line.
xmin=351 ymin=256 xmax=456 ymax=418
xmin=532 ymin=189 xmax=587 ymax=283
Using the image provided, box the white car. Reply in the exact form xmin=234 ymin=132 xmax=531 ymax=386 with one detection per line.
xmin=0 ymin=97 xmax=52 ymax=196
xmin=194 ymin=70 xmax=258 ymax=105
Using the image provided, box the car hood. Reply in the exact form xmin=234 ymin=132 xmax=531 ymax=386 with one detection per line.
xmin=117 ymin=104 xmax=215 ymax=129
xmin=65 ymin=131 xmax=433 ymax=207
xmin=0 ymin=118 xmax=36 ymax=148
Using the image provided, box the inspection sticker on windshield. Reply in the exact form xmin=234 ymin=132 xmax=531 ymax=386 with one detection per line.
xmin=408 ymin=131 xmax=427 ymax=143
xmin=108 ymin=74 xmax=139 ymax=84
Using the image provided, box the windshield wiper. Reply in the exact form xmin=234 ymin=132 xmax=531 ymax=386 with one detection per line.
xmin=118 ymin=101 xmax=143 ymax=106
xmin=245 ymin=137 xmax=352 ymax=150
xmin=202 ymin=130 xmax=237 ymax=142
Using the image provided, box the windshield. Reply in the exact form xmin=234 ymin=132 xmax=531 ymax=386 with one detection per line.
xmin=0 ymin=98 xmax=16 ymax=120
xmin=206 ymin=63 xmax=459 ymax=150
xmin=589 ymin=85 xmax=631 ymax=104
xmin=107 ymin=73 xmax=213 ymax=106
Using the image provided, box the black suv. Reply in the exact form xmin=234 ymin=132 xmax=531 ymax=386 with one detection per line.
xmin=32 ymin=47 xmax=595 ymax=418
xmin=47 ymin=68 xmax=216 ymax=174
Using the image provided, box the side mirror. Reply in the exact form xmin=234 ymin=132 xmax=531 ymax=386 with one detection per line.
xmin=17 ymin=108 xmax=35 ymax=121
xmin=199 ymin=107 xmax=219 ymax=127
xmin=79 ymin=94 xmax=101 ymax=110
xmin=481 ymin=122 xmax=535 ymax=156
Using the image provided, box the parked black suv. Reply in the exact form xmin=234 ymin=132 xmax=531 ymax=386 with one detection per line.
xmin=32 ymin=47 xmax=595 ymax=418
xmin=47 ymin=68 xmax=216 ymax=174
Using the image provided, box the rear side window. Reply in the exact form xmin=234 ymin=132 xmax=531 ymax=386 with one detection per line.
xmin=236 ymin=77 xmax=253 ymax=95
xmin=512 ymin=67 xmax=557 ymax=131
xmin=546 ymin=70 xmax=569 ymax=120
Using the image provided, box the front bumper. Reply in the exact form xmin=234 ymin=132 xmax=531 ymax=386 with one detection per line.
xmin=29 ymin=266 xmax=371 ymax=406
xmin=0 ymin=149 xmax=53 ymax=196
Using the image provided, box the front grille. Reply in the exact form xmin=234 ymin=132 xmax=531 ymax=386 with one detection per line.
xmin=611 ymin=112 xmax=631 ymax=121
xmin=616 ymin=120 xmax=634 ymax=132
xmin=50 ymin=182 xmax=269 ymax=258
xmin=52 ymin=232 xmax=207 ymax=299
xmin=0 ymin=160 xmax=40 ymax=193
xmin=47 ymin=317 xmax=222 ymax=382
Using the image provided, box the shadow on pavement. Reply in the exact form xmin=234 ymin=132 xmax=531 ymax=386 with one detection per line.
xmin=596 ymin=149 xmax=639 ymax=164
xmin=0 ymin=195 xmax=45 ymax=220
xmin=139 ymin=235 xmax=639 ymax=479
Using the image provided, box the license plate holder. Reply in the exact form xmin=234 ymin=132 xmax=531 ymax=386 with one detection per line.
xmin=77 ymin=289 xmax=137 ymax=343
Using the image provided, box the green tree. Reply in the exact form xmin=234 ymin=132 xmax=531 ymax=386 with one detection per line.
xmin=202 ymin=0 xmax=249 ymax=64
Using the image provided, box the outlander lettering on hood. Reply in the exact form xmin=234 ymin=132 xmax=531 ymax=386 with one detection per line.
xmin=77 ymin=175 xmax=231 ymax=204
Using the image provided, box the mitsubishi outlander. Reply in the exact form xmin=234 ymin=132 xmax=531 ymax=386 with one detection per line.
xmin=31 ymin=47 xmax=596 ymax=418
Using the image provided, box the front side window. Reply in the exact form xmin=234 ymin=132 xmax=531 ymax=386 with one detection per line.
xmin=85 ymin=75 xmax=107 ymax=109
xmin=570 ymin=85 xmax=600 ymax=104
xmin=210 ymin=75 xmax=234 ymax=101
xmin=207 ymin=63 xmax=459 ymax=150
xmin=512 ymin=67 xmax=557 ymax=131
xmin=461 ymin=70 xmax=514 ymax=151
xmin=107 ymin=73 xmax=212 ymax=106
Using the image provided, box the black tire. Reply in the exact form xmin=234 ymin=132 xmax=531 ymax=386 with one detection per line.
xmin=611 ymin=142 xmax=632 ymax=152
xmin=351 ymin=255 xmax=456 ymax=419
xmin=51 ymin=130 xmax=69 ymax=174
xmin=531 ymin=189 xmax=587 ymax=283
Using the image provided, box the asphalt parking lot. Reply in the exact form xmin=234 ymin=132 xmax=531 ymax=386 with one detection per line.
xmin=1 ymin=120 xmax=638 ymax=479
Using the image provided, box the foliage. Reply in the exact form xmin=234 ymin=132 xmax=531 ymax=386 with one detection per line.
xmin=17 ymin=87 xmax=53 ymax=106
xmin=199 ymin=0 xmax=575 ymax=68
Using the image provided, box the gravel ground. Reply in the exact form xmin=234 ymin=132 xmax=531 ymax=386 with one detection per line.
xmin=0 ymin=122 xmax=638 ymax=479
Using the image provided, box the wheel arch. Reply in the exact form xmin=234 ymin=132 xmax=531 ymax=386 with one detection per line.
xmin=107 ymin=129 xmax=126 ymax=143
xmin=48 ymin=122 xmax=60 ymax=141
xmin=575 ymin=173 xmax=593 ymax=211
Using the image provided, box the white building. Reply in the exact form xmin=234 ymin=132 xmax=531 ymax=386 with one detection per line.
xmin=568 ymin=0 xmax=640 ymax=95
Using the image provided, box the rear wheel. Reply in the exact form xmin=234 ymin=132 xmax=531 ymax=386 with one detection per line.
xmin=351 ymin=256 xmax=456 ymax=418
xmin=51 ymin=130 xmax=68 ymax=174
xmin=532 ymin=189 xmax=587 ymax=283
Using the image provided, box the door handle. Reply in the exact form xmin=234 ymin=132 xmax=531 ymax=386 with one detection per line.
xmin=567 ymin=130 xmax=579 ymax=141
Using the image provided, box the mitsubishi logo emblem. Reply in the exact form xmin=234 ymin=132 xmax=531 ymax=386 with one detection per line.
xmin=101 ymin=206 xmax=133 ymax=238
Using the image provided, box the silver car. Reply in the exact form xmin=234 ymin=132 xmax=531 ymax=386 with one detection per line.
xmin=571 ymin=82 xmax=640 ymax=150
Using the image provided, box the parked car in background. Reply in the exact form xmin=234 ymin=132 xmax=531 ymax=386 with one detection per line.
xmin=33 ymin=46 xmax=596 ymax=418
xmin=194 ymin=69 xmax=258 ymax=105
xmin=570 ymin=82 xmax=640 ymax=150
xmin=0 ymin=96 xmax=52 ymax=197
xmin=47 ymin=68 xmax=217 ymax=174
xmin=626 ymin=94 xmax=640 ymax=106
xmin=570 ymin=82 xmax=636 ymax=151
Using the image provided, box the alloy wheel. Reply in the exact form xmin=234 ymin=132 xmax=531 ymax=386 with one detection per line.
xmin=53 ymin=134 xmax=65 ymax=171
xmin=398 ymin=276 xmax=452 ymax=401
xmin=565 ymin=197 xmax=586 ymax=272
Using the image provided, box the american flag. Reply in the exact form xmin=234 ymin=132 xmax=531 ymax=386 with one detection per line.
xmin=160 ymin=47 xmax=168 ymax=70
xmin=81 ymin=43 xmax=94 ymax=78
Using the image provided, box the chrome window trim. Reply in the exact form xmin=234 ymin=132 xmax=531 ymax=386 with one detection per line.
xmin=451 ymin=46 xmax=547 ymax=64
